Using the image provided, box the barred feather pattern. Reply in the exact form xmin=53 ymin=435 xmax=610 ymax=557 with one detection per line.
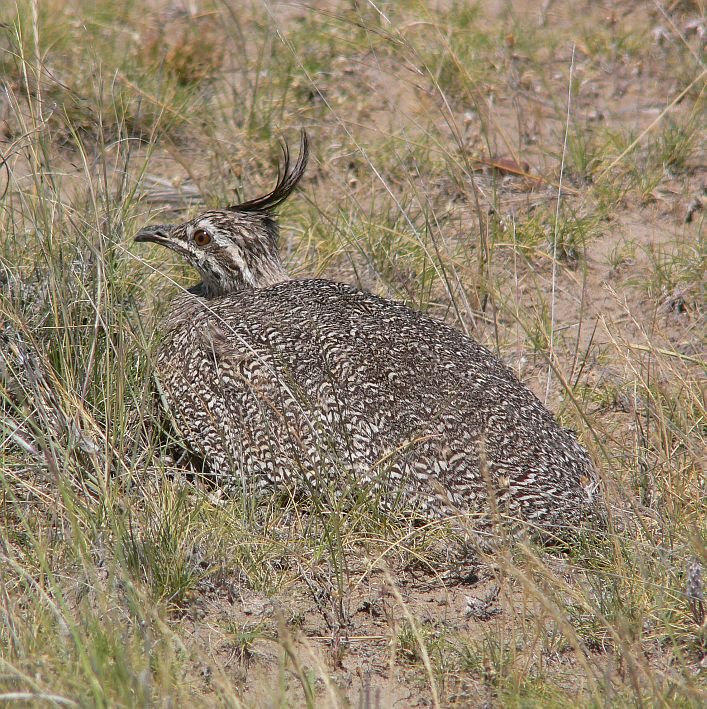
xmin=154 ymin=278 xmax=603 ymax=534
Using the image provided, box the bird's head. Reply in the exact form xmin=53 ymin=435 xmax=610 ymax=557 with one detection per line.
xmin=135 ymin=131 xmax=309 ymax=298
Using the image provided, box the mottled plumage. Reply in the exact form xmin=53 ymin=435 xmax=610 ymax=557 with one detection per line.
xmin=136 ymin=131 xmax=603 ymax=537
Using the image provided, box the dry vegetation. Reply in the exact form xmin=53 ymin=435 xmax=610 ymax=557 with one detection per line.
xmin=0 ymin=0 xmax=705 ymax=706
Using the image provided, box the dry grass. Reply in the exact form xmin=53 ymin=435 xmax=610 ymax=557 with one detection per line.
xmin=0 ymin=0 xmax=705 ymax=706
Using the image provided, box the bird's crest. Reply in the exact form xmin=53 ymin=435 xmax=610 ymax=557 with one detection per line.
xmin=229 ymin=130 xmax=309 ymax=213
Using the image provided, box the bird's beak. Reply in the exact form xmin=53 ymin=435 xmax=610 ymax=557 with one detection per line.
xmin=134 ymin=224 xmax=174 ymax=245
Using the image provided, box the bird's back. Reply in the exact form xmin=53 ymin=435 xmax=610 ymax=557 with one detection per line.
xmin=156 ymin=278 xmax=602 ymax=534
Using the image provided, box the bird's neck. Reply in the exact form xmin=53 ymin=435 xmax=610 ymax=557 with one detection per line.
xmin=193 ymin=258 xmax=290 ymax=299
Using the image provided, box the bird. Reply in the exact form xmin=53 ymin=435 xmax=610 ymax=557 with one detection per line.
xmin=135 ymin=130 xmax=603 ymax=540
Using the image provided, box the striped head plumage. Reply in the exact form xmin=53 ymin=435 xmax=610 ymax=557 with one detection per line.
xmin=135 ymin=131 xmax=309 ymax=297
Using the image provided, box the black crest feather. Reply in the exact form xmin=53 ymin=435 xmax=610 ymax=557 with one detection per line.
xmin=230 ymin=130 xmax=309 ymax=213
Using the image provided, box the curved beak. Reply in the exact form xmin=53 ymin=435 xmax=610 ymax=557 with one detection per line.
xmin=134 ymin=224 xmax=174 ymax=245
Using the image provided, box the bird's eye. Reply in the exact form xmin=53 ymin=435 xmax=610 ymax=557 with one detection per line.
xmin=193 ymin=229 xmax=211 ymax=246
